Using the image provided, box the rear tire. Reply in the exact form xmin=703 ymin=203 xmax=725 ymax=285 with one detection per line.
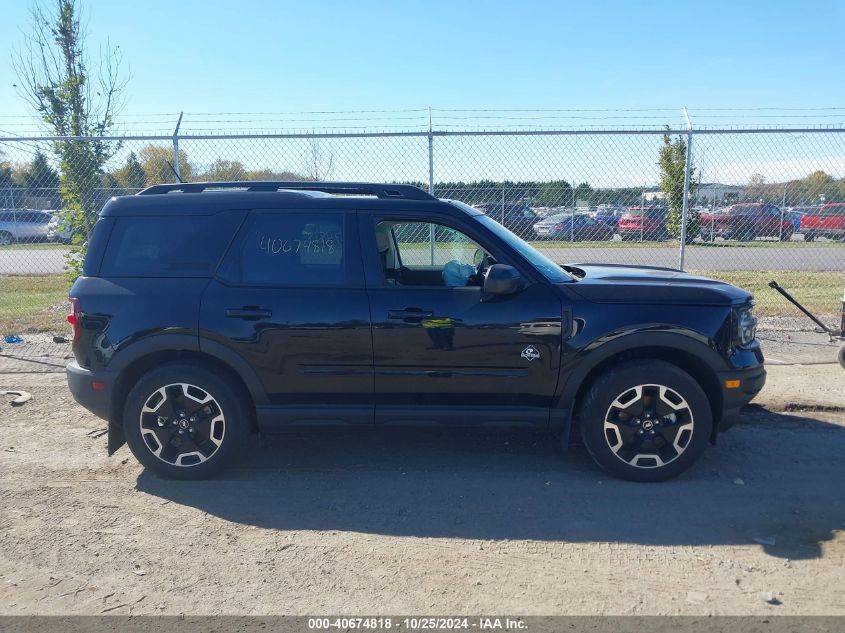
xmin=0 ymin=231 xmax=13 ymax=246
xmin=577 ymin=360 xmax=713 ymax=482
xmin=123 ymin=361 xmax=251 ymax=480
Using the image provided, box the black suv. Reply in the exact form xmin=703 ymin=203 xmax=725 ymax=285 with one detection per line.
xmin=66 ymin=182 xmax=765 ymax=482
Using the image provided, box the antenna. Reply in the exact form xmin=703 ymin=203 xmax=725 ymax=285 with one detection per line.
xmin=166 ymin=161 xmax=184 ymax=183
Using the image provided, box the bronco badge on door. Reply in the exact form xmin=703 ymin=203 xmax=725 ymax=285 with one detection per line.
xmin=521 ymin=346 xmax=540 ymax=361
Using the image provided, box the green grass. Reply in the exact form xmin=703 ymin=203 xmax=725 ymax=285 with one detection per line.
xmin=0 ymin=275 xmax=70 ymax=334
xmin=0 ymin=242 xmax=69 ymax=250
xmin=689 ymin=270 xmax=843 ymax=317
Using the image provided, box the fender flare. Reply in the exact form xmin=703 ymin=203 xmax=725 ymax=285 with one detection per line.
xmin=553 ymin=329 xmax=728 ymax=439
xmin=105 ymin=333 xmax=268 ymax=455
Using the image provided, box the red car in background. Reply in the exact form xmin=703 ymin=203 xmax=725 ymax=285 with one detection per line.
xmin=699 ymin=203 xmax=793 ymax=242
xmin=618 ymin=206 xmax=669 ymax=241
xmin=801 ymin=203 xmax=845 ymax=241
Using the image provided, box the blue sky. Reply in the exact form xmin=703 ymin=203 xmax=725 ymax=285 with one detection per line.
xmin=1 ymin=1 xmax=844 ymax=187
xmin=1 ymin=0 xmax=844 ymax=127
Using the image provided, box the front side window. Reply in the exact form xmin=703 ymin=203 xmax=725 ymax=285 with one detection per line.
xmin=375 ymin=221 xmax=487 ymax=288
xmin=221 ymin=212 xmax=346 ymax=286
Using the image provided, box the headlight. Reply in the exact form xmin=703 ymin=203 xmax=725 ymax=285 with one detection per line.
xmin=735 ymin=306 xmax=757 ymax=347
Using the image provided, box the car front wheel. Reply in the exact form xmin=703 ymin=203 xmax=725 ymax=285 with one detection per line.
xmin=123 ymin=362 xmax=250 ymax=479
xmin=577 ymin=360 xmax=712 ymax=482
xmin=0 ymin=231 xmax=13 ymax=246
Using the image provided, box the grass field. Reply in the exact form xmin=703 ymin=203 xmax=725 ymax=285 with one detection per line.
xmin=1 ymin=271 xmax=841 ymax=337
xmin=0 ymin=243 xmax=68 ymax=250
xmin=689 ymin=270 xmax=842 ymax=317
xmin=0 ymin=275 xmax=70 ymax=334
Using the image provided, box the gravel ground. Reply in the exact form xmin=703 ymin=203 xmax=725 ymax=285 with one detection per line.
xmin=0 ymin=371 xmax=843 ymax=616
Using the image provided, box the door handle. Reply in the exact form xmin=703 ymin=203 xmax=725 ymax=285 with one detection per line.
xmin=388 ymin=308 xmax=434 ymax=322
xmin=225 ymin=307 xmax=272 ymax=320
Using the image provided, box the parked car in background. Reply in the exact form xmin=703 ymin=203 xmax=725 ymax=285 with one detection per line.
xmin=786 ymin=206 xmax=817 ymax=232
xmin=533 ymin=212 xmax=615 ymax=241
xmin=592 ymin=205 xmax=626 ymax=229
xmin=801 ymin=203 xmax=845 ymax=241
xmin=618 ymin=206 xmax=669 ymax=241
xmin=0 ymin=209 xmax=53 ymax=245
xmin=46 ymin=211 xmax=76 ymax=243
xmin=699 ymin=203 xmax=793 ymax=242
xmin=478 ymin=203 xmax=539 ymax=239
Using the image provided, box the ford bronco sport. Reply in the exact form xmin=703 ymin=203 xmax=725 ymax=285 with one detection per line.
xmin=66 ymin=181 xmax=766 ymax=482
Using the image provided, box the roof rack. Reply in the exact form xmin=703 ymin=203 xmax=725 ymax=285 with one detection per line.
xmin=136 ymin=181 xmax=435 ymax=201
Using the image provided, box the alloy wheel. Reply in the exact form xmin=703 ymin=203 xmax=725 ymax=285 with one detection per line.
xmin=603 ymin=384 xmax=695 ymax=468
xmin=139 ymin=383 xmax=225 ymax=467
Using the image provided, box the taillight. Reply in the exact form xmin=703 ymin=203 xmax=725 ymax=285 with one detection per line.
xmin=68 ymin=297 xmax=81 ymax=345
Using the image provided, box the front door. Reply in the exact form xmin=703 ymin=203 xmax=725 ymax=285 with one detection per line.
xmin=360 ymin=213 xmax=563 ymax=428
xmin=200 ymin=210 xmax=373 ymax=425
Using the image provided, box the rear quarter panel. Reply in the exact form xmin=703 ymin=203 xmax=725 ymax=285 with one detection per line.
xmin=69 ymin=276 xmax=207 ymax=371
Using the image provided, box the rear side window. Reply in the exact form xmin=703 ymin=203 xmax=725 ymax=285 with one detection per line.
xmin=218 ymin=212 xmax=348 ymax=286
xmin=100 ymin=213 xmax=243 ymax=277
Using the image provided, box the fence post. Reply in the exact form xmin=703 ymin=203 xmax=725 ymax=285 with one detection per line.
xmin=678 ymin=107 xmax=693 ymax=270
xmin=428 ymin=107 xmax=435 ymax=264
xmin=172 ymin=112 xmax=183 ymax=182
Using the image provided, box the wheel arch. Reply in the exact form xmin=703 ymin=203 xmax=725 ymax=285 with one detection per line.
xmin=106 ymin=335 xmax=265 ymax=454
xmin=556 ymin=332 xmax=727 ymax=446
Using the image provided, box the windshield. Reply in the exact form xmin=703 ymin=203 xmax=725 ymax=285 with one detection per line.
xmin=476 ymin=215 xmax=574 ymax=282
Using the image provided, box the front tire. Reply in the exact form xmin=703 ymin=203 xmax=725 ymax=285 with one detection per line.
xmin=0 ymin=231 xmax=13 ymax=246
xmin=577 ymin=360 xmax=713 ymax=482
xmin=123 ymin=362 xmax=251 ymax=479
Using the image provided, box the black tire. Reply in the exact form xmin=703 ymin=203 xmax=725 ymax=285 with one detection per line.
xmin=0 ymin=231 xmax=13 ymax=246
xmin=780 ymin=227 xmax=793 ymax=242
xmin=123 ymin=361 xmax=251 ymax=479
xmin=577 ymin=360 xmax=713 ymax=482
xmin=838 ymin=345 xmax=845 ymax=371
xmin=804 ymin=232 xmax=815 ymax=243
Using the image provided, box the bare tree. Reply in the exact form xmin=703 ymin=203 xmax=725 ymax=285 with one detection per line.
xmin=303 ymin=136 xmax=334 ymax=181
xmin=13 ymin=0 xmax=128 ymax=278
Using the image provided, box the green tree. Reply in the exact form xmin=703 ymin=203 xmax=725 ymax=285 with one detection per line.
xmin=13 ymin=0 xmax=128 ymax=279
xmin=203 ymin=159 xmax=247 ymax=181
xmin=534 ymin=180 xmax=573 ymax=207
xmin=0 ymin=155 xmax=15 ymax=208
xmin=21 ymin=150 xmax=60 ymax=191
xmin=573 ymin=182 xmax=593 ymax=206
xmin=113 ymin=151 xmax=147 ymax=190
xmin=658 ymin=130 xmax=699 ymax=243
xmin=138 ymin=145 xmax=192 ymax=185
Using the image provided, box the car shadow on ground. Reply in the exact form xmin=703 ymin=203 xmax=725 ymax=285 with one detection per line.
xmin=135 ymin=409 xmax=845 ymax=560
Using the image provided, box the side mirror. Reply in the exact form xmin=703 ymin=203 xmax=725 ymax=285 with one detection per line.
xmin=483 ymin=264 xmax=522 ymax=296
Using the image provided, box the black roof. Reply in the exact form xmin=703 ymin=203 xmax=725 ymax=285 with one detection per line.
xmin=100 ymin=181 xmax=474 ymax=217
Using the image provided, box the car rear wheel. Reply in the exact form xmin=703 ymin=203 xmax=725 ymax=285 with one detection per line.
xmin=0 ymin=231 xmax=13 ymax=246
xmin=123 ymin=362 xmax=251 ymax=479
xmin=577 ymin=360 xmax=712 ymax=482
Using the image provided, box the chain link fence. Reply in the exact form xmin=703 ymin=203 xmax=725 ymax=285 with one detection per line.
xmin=1 ymin=125 xmax=844 ymax=371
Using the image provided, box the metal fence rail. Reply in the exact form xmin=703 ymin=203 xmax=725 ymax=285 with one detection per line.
xmin=1 ymin=123 xmax=844 ymax=371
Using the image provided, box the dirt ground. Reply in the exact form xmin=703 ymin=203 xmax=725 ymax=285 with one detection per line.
xmin=1 ymin=370 xmax=844 ymax=616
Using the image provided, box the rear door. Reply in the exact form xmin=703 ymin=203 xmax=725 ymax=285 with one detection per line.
xmin=359 ymin=211 xmax=563 ymax=427
xmin=199 ymin=209 xmax=374 ymax=425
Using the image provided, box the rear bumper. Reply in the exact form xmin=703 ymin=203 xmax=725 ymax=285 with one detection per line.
xmin=717 ymin=364 xmax=767 ymax=430
xmin=66 ymin=360 xmax=115 ymax=421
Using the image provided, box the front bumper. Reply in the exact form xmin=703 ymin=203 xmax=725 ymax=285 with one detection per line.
xmin=717 ymin=363 xmax=767 ymax=430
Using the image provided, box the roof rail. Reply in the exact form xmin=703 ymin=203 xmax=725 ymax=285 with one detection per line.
xmin=136 ymin=181 xmax=435 ymax=200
